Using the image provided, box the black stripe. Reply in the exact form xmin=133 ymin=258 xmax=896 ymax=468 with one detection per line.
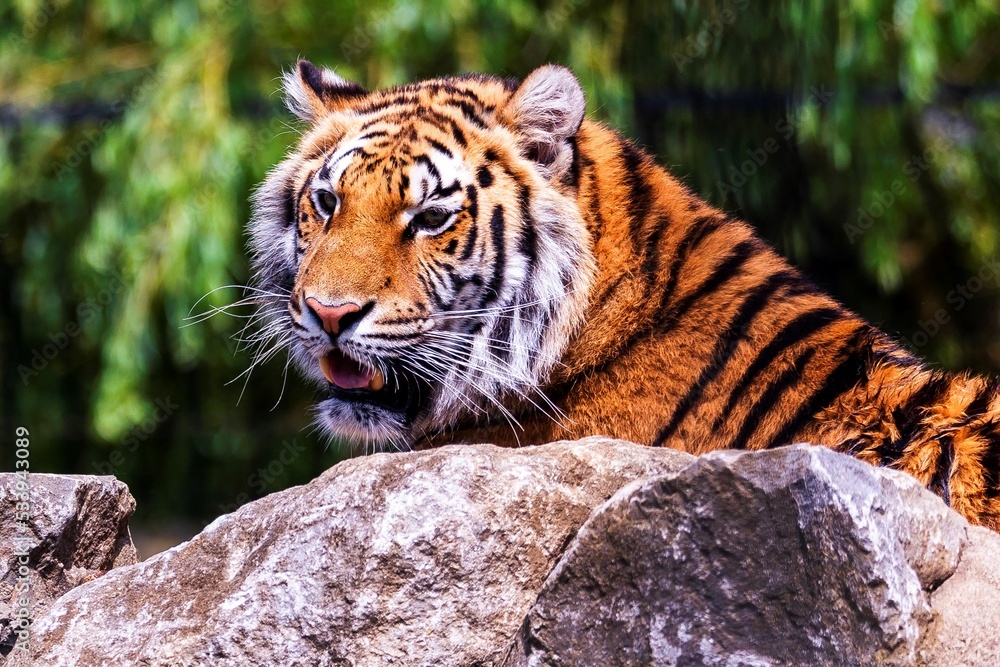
xmin=763 ymin=328 xmax=868 ymax=449
xmin=650 ymin=272 xmax=795 ymax=447
xmin=563 ymin=135 xmax=582 ymax=188
xmin=293 ymin=168 xmax=318 ymax=236
xmin=447 ymin=100 xmax=488 ymax=129
xmin=659 ymin=239 xmax=759 ymax=328
xmin=928 ymin=435 xmax=954 ymax=506
xmin=640 ymin=213 xmax=672 ymax=287
xmin=423 ymin=265 xmax=450 ymax=310
xmin=655 ymin=215 xmax=727 ymax=318
xmin=414 ymin=154 xmax=441 ymax=185
xmin=415 ymin=271 xmax=434 ymax=304
xmin=367 ymin=331 xmax=424 ymax=342
xmin=356 ymin=129 xmax=390 ymax=142
xmin=493 ymin=315 xmax=513 ymax=363
xmin=874 ymin=347 xmax=923 ymax=368
xmin=330 ymin=145 xmax=374 ymax=173
xmin=729 ymin=347 xmax=816 ymax=449
xmin=477 ymin=165 xmax=494 ymax=188
xmin=717 ymin=306 xmax=844 ymax=424
xmin=356 ymin=94 xmax=421 ymax=115
xmin=429 ymin=83 xmax=486 ymax=106
xmin=316 ymin=159 xmax=332 ymax=183
xmin=592 ymin=275 xmax=627 ymax=311
xmin=516 ymin=184 xmax=538 ymax=276
xmin=426 ymin=137 xmax=453 ymax=158
xmin=965 ymin=379 xmax=996 ymax=420
xmin=459 ymin=221 xmax=479 ymax=261
xmin=459 ymin=198 xmax=479 ymax=261
xmin=465 ymin=184 xmax=478 ymax=221
xmin=448 ymin=118 xmax=468 ymax=146
xmin=706 ymin=275 xmax=802 ymax=432
xmin=482 ymin=205 xmax=506 ymax=304
xmin=282 ymin=180 xmax=296 ymax=229
xmin=367 ymin=107 xmax=427 ymax=132
xmin=620 ymin=141 xmax=652 ymax=250
xmin=982 ymin=420 xmax=1000 ymax=498
xmin=880 ymin=374 xmax=953 ymax=465
xmin=393 ymin=109 xmax=470 ymax=148
xmin=434 ymin=272 xmax=456 ymax=309
xmin=435 ymin=180 xmax=462 ymax=198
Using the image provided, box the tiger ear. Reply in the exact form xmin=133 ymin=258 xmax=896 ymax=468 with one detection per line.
xmin=505 ymin=64 xmax=586 ymax=180
xmin=282 ymin=60 xmax=367 ymax=123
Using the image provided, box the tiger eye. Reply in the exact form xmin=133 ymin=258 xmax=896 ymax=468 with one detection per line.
xmin=318 ymin=190 xmax=338 ymax=217
xmin=409 ymin=209 xmax=453 ymax=234
xmin=421 ymin=209 xmax=450 ymax=228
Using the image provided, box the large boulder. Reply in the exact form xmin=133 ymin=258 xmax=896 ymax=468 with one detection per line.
xmin=502 ymin=445 xmax=972 ymax=667
xmin=11 ymin=440 xmax=1000 ymax=666
xmin=0 ymin=474 xmax=137 ymax=663
xmin=20 ymin=438 xmax=693 ymax=667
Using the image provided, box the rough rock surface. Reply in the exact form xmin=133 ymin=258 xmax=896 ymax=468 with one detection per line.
xmin=0 ymin=474 xmax=137 ymax=662
xmin=916 ymin=525 xmax=1000 ymax=666
xmin=12 ymin=440 xmax=1000 ymax=666
xmin=502 ymin=445 xmax=971 ymax=667
xmin=22 ymin=438 xmax=693 ymax=667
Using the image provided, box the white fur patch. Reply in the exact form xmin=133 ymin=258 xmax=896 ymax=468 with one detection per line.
xmin=405 ymin=150 xmax=469 ymax=216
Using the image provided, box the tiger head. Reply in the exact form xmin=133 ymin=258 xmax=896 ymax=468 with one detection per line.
xmin=250 ymin=61 xmax=596 ymax=448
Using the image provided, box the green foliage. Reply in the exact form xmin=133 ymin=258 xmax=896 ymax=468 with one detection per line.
xmin=2 ymin=0 xmax=999 ymax=521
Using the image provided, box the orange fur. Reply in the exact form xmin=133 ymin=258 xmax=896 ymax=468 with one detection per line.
xmin=252 ymin=63 xmax=1000 ymax=530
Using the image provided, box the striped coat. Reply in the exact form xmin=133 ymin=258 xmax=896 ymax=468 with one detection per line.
xmin=249 ymin=61 xmax=1000 ymax=530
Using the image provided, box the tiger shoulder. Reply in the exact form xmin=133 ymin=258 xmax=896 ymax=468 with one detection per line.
xmin=248 ymin=61 xmax=1000 ymax=530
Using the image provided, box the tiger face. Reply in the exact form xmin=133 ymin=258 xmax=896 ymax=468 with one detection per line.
xmin=250 ymin=62 xmax=595 ymax=447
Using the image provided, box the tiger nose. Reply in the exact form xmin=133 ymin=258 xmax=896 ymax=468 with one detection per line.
xmin=304 ymin=298 xmax=361 ymax=335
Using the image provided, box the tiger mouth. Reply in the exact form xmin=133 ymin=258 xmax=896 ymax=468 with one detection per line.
xmin=318 ymin=349 xmax=428 ymax=417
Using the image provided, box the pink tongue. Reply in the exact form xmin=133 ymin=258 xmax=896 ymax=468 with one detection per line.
xmin=323 ymin=351 xmax=374 ymax=390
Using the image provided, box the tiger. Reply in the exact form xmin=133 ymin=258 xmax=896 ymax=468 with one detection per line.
xmin=248 ymin=60 xmax=1000 ymax=530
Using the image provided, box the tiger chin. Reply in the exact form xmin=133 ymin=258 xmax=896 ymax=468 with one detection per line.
xmin=249 ymin=60 xmax=1000 ymax=530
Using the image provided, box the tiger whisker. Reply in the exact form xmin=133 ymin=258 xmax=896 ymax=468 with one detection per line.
xmin=412 ymin=335 xmax=568 ymax=428
xmin=399 ymin=345 xmax=530 ymax=437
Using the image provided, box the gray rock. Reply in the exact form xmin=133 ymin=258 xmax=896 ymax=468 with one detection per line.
xmin=13 ymin=441 xmax=1000 ymax=666
xmin=22 ymin=438 xmax=693 ymax=667
xmin=502 ymin=445 xmax=970 ymax=667
xmin=917 ymin=526 xmax=1000 ymax=666
xmin=0 ymin=474 xmax=137 ymax=663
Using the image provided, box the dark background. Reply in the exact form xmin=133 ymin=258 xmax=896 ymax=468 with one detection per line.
xmin=2 ymin=0 xmax=999 ymax=551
